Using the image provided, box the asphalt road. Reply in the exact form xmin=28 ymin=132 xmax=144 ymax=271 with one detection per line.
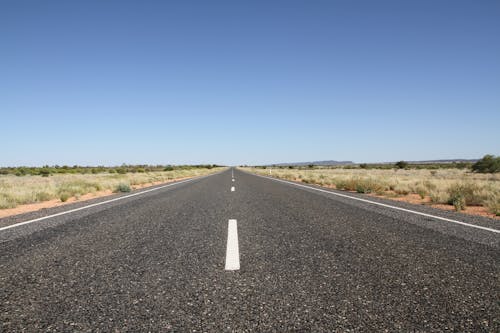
xmin=1 ymin=168 xmax=499 ymax=332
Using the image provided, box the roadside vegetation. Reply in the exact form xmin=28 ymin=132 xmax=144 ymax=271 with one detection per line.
xmin=0 ymin=165 xmax=223 ymax=210
xmin=0 ymin=164 xmax=220 ymax=177
xmin=242 ymin=155 xmax=500 ymax=218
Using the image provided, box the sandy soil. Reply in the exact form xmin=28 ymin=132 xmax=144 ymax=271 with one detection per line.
xmin=371 ymin=193 xmax=499 ymax=220
xmin=0 ymin=177 xmax=191 ymax=219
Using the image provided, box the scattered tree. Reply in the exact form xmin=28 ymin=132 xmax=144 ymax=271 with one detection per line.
xmin=395 ymin=161 xmax=408 ymax=169
xmin=472 ymin=155 xmax=500 ymax=173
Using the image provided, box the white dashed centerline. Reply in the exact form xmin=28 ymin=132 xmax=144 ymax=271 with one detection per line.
xmin=231 ymin=186 xmax=235 ymax=192
xmin=225 ymin=219 xmax=240 ymax=270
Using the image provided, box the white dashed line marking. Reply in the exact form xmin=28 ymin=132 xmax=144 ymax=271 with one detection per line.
xmin=225 ymin=219 xmax=240 ymax=270
xmin=231 ymin=186 xmax=235 ymax=192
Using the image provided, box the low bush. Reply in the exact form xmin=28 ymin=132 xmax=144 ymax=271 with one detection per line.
xmin=451 ymin=193 xmax=466 ymax=211
xmin=395 ymin=161 xmax=408 ymax=169
xmin=446 ymin=182 xmax=483 ymax=206
xmin=59 ymin=192 xmax=71 ymax=202
xmin=429 ymin=190 xmax=447 ymax=204
xmin=35 ymin=192 xmax=53 ymax=202
xmin=115 ymin=183 xmax=131 ymax=193
xmin=485 ymin=195 xmax=500 ymax=216
xmin=416 ymin=187 xmax=427 ymax=199
xmin=394 ymin=185 xmax=410 ymax=195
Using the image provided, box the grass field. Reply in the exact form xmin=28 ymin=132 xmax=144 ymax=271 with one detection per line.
xmin=243 ymin=167 xmax=500 ymax=217
xmin=0 ymin=167 xmax=224 ymax=210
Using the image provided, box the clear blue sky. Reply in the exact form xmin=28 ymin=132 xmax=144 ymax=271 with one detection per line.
xmin=1 ymin=0 xmax=499 ymax=166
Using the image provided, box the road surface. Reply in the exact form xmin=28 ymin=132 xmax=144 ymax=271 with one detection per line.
xmin=1 ymin=168 xmax=499 ymax=332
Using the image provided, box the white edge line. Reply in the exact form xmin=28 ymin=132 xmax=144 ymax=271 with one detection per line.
xmin=225 ymin=219 xmax=240 ymax=270
xmin=0 ymin=171 xmax=223 ymax=232
xmin=247 ymin=172 xmax=500 ymax=234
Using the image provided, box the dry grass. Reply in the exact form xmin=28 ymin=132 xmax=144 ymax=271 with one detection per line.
xmin=0 ymin=167 xmax=224 ymax=209
xmin=242 ymin=167 xmax=500 ymax=217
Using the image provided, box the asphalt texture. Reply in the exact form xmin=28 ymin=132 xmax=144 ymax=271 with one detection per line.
xmin=1 ymin=168 xmax=499 ymax=332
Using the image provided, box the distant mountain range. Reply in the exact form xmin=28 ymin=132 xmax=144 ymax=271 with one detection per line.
xmin=267 ymin=159 xmax=478 ymax=166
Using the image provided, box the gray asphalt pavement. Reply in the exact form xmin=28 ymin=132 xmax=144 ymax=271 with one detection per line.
xmin=1 ymin=168 xmax=499 ymax=332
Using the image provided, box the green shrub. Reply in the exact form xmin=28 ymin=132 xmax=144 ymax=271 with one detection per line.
xmin=354 ymin=179 xmax=386 ymax=194
xmin=447 ymin=183 xmax=483 ymax=206
xmin=35 ymin=192 xmax=53 ymax=202
xmin=429 ymin=190 xmax=447 ymax=204
xmin=116 ymin=168 xmax=127 ymax=174
xmin=395 ymin=161 xmax=408 ymax=169
xmin=164 ymin=166 xmax=174 ymax=171
xmin=335 ymin=180 xmax=347 ymax=190
xmin=451 ymin=194 xmax=466 ymax=211
xmin=337 ymin=178 xmax=356 ymax=191
xmin=356 ymin=183 xmax=368 ymax=193
xmin=472 ymin=155 xmax=500 ymax=173
xmin=115 ymin=183 xmax=131 ymax=193
xmin=485 ymin=196 xmax=500 ymax=216
xmin=59 ymin=192 xmax=71 ymax=202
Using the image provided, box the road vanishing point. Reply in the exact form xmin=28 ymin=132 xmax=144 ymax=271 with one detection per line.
xmin=1 ymin=168 xmax=499 ymax=332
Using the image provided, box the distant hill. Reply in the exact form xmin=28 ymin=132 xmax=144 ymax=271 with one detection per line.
xmin=269 ymin=160 xmax=353 ymax=166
